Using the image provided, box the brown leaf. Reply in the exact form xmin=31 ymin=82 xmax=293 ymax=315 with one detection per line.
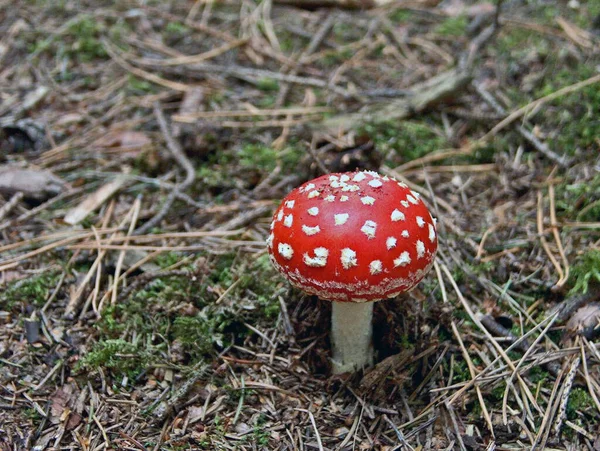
xmin=63 ymin=175 xmax=128 ymax=225
xmin=49 ymin=383 xmax=83 ymax=430
xmin=94 ymin=130 xmax=152 ymax=151
xmin=0 ymin=270 xmax=26 ymax=284
xmin=566 ymin=303 xmax=600 ymax=339
xmin=50 ymin=385 xmax=74 ymax=424
xmin=0 ymin=166 xmax=67 ymax=201
xmin=440 ymin=0 xmax=495 ymax=17
xmin=66 ymin=412 xmax=82 ymax=431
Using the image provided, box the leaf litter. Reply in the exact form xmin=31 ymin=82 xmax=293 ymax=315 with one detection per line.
xmin=0 ymin=0 xmax=600 ymax=449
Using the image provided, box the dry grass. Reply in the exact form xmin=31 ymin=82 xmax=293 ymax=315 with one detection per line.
xmin=1 ymin=0 xmax=600 ymax=449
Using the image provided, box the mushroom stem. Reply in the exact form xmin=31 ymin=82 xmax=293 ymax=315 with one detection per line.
xmin=331 ymin=301 xmax=374 ymax=373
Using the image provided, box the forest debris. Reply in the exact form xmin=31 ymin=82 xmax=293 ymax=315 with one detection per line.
xmin=556 ymin=16 xmax=596 ymax=49
xmin=483 ymin=72 xmax=600 ymax=141
xmin=49 ymin=384 xmax=82 ymax=431
xmin=24 ymin=314 xmax=40 ymax=344
xmin=551 ymin=283 xmax=600 ymax=323
xmin=93 ymin=130 xmax=152 ymax=153
xmin=0 ymin=166 xmax=67 ymax=201
xmin=272 ymin=0 xmax=440 ymax=10
xmin=479 ymin=314 xmax=560 ymax=377
xmin=360 ymin=349 xmax=414 ymax=393
xmin=441 ymin=0 xmax=496 ymax=17
xmin=565 ymin=303 xmax=600 ymax=339
xmin=150 ymin=362 xmax=209 ymax=425
xmin=474 ymin=82 xmax=569 ymax=167
xmin=172 ymin=87 xmax=205 ymax=138
xmin=0 ymin=192 xmax=23 ymax=221
xmin=63 ymin=176 xmax=128 ymax=225
xmin=134 ymin=103 xmax=196 ymax=235
xmin=319 ymin=69 xmax=471 ymax=134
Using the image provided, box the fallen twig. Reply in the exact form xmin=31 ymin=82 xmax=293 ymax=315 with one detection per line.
xmin=0 ymin=192 xmax=23 ymax=221
xmin=319 ymin=68 xmax=472 ymax=134
xmin=474 ymin=82 xmax=569 ymax=167
xmin=150 ymin=361 xmax=210 ymax=425
xmin=134 ymin=103 xmax=196 ymax=235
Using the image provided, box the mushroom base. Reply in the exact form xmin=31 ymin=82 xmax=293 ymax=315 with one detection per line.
xmin=331 ymin=301 xmax=374 ymax=374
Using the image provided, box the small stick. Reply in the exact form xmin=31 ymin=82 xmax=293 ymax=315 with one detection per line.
xmin=275 ymin=13 xmax=335 ymax=107
xmin=537 ymin=190 xmax=565 ymax=288
xmin=110 ymin=196 xmax=142 ymax=306
xmin=548 ymin=182 xmax=570 ymax=287
xmin=383 ymin=414 xmax=414 ymax=451
xmin=300 ymin=409 xmax=324 ymax=451
xmin=135 ymin=103 xmax=196 ymax=235
xmin=474 ymin=82 xmax=568 ymax=167
xmin=480 ymin=314 xmax=561 ymax=376
xmin=552 ymin=355 xmax=580 ymax=437
xmin=150 ymin=361 xmax=209 ymax=424
xmin=0 ymin=192 xmax=23 ymax=221
xmin=483 ymin=72 xmax=600 ymax=141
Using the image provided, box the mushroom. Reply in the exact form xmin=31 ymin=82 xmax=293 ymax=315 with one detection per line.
xmin=267 ymin=170 xmax=438 ymax=373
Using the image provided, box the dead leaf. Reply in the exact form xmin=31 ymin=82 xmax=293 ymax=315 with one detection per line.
xmin=0 ymin=166 xmax=67 ymax=201
xmin=173 ymin=87 xmax=205 ymax=138
xmin=440 ymin=0 xmax=495 ymax=17
xmin=0 ymin=270 xmax=26 ymax=285
xmin=55 ymin=113 xmax=86 ymax=127
xmin=187 ymin=406 xmax=204 ymax=424
xmin=566 ymin=303 xmax=600 ymax=339
xmin=63 ymin=175 xmax=128 ymax=225
xmin=66 ymin=412 xmax=82 ymax=431
xmin=49 ymin=383 xmax=83 ymax=430
xmin=50 ymin=385 xmax=74 ymax=424
xmin=94 ymin=130 xmax=152 ymax=152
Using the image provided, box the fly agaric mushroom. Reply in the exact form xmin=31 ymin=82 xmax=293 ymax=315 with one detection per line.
xmin=267 ymin=170 xmax=438 ymax=373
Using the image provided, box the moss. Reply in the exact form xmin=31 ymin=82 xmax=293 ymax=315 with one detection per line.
xmin=525 ymin=61 xmax=600 ymax=156
xmin=0 ymin=271 xmax=61 ymax=309
xmin=28 ymin=14 xmax=110 ymax=62
xmin=568 ymin=250 xmax=600 ymax=295
xmin=196 ymin=165 xmax=234 ymax=193
xmin=66 ymin=15 xmax=108 ymax=62
xmin=451 ymin=359 xmax=472 ymax=383
xmin=435 ymin=15 xmax=467 ymax=37
xmin=567 ymin=387 xmax=596 ymax=420
xmin=127 ymin=75 xmax=158 ymax=94
xmin=557 ymin=172 xmax=600 ymax=222
xmin=321 ymin=48 xmax=355 ymax=67
xmin=389 ymin=8 xmax=414 ymax=23
xmin=256 ymin=78 xmax=279 ymax=92
xmin=173 ymin=313 xmax=224 ymax=356
xmin=77 ymin=339 xmax=155 ymax=378
xmin=332 ymin=22 xmax=362 ymax=42
xmin=528 ymin=366 xmax=550 ymax=385
xmin=249 ymin=425 xmax=271 ymax=447
xmin=164 ymin=21 xmax=189 ymax=35
xmin=154 ymin=251 xmax=186 ymax=269
xmin=360 ymin=119 xmax=446 ymax=163
xmin=134 ymin=276 xmax=196 ymax=305
xmin=256 ymin=94 xmax=277 ymax=108
xmin=81 ymin=249 xmax=286 ymax=381
xmin=239 ymin=144 xmax=278 ymax=172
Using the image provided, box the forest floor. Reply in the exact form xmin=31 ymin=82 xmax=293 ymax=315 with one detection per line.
xmin=1 ymin=0 xmax=600 ymax=449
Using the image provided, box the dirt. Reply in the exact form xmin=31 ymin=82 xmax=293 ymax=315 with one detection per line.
xmin=1 ymin=0 xmax=600 ymax=449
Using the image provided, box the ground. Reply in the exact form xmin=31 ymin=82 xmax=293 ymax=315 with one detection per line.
xmin=1 ymin=0 xmax=600 ymax=449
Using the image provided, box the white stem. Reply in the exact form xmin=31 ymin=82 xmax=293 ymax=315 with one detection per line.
xmin=330 ymin=301 xmax=374 ymax=374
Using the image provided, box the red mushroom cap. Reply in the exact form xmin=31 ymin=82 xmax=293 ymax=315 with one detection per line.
xmin=267 ymin=170 xmax=438 ymax=302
